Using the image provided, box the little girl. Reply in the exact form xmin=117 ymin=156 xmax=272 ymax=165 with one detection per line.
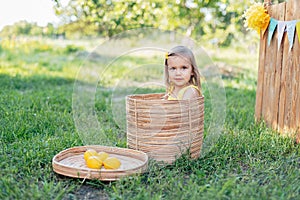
xmin=164 ymin=46 xmax=202 ymax=100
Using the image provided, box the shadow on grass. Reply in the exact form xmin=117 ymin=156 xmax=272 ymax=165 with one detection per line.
xmin=0 ymin=73 xmax=80 ymax=143
xmin=0 ymin=73 xmax=75 ymax=91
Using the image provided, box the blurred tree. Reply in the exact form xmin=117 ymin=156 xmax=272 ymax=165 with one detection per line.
xmin=17 ymin=21 xmax=32 ymax=35
xmin=0 ymin=25 xmax=15 ymax=38
xmin=54 ymin=0 xmax=166 ymax=38
xmin=0 ymin=21 xmax=57 ymax=38
xmin=53 ymin=0 xmax=275 ymax=46
xmin=29 ymin=24 xmax=43 ymax=36
xmin=44 ymin=23 xmax=56 ymax=36
xmin=0 ymin=21 xmax=37 ymax=37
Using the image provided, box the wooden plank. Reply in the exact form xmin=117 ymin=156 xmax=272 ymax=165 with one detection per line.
xmin=255 ymin=0 xmax=276 ymax=122
xmin=277 ymin=2 xmax=288 ymax=132
xmin=260 ymin=3 xmax=273 ymax=124
xmin=281 ymin=0 xmax=297 ymax=134
xmin=255 ymin=25 xmax=268 ymax=121
xmin=261 ymin=3 xmax=283 ymax=127
xmin=287 ymin=0 xmax=295 ymax=131
xmin=288 ymin=0 xmax=300 ymax=138
xmin=271 ymin=2 xmax=285 ymax=130
xmin=255 ymin=1 xmax=274 ymax=121
xmin=261 ymin=21 xmax=270 ymax=125
xmin=267 ymin=4 xmax=278 ymax=128
xmin=295 ymin=27 xmax=300 ymax=142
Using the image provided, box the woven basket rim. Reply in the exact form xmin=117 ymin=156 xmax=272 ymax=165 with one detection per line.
xmin=52 ymin=145 xmax=148 ymax=181
xmin=126 ymin=93 xmax=204 ymax=102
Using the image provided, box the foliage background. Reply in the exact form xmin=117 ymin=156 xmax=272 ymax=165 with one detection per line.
xmin=0 ymin=0 xmax=287 ymax=46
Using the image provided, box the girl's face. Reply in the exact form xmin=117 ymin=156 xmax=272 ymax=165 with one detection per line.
xmin=167 ymin=55 xmax=193 ymax=89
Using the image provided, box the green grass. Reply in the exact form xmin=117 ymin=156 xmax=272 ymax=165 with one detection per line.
xmin=0 ymin=37 xmax=299 ymax=200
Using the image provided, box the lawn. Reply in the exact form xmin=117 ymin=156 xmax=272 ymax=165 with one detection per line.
xmin=0 ymin=36 xmax=299 ymax=200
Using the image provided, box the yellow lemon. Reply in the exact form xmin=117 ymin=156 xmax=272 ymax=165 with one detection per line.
xmin=83 ymin=149 xmax=98 ymax=161
xmin=97 ymin=151 xmax=109 ymax=161
xmin=103 ymin=157 xmax=121 ymax=169
xmin=86 ymin=156 xmax=103 ymax=169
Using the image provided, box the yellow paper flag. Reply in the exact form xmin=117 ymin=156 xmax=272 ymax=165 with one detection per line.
xmin=297 ymin=21 xmax=300 ymax=44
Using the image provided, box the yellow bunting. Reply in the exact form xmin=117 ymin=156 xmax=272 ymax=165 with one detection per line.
xmin=296 ymin=21 xmax=300 ymax=44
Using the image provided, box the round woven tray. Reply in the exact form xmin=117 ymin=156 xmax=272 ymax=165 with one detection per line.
xmin=52 ymin=145 xmax=148 ymax=181
xmin=126 ymin=93 xmax=204 ymax=164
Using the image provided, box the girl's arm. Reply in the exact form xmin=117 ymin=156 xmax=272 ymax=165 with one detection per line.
xmin=181 ymin=87 xmax=200 ymax=100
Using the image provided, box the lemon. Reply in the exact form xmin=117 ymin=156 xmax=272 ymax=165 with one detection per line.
xmin=83 ymin=149 xmax=98 ymax=161
xmin=86 ymin=156 xmax=103 ymax=169
xmin=97 ymin=151 xmax=109 ymax=161
xmin=103 ymin=157 xmax=121 ymax=169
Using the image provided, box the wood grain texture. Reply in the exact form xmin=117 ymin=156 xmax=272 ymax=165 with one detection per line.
xmin=256 ymin=0 xmax=300 ymax=142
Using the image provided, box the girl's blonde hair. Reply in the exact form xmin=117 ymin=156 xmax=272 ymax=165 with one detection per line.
xmin=164 ymin=46 xmax=201 ymax=94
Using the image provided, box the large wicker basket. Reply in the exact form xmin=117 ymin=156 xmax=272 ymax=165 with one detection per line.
xmin=126 ymin=93 xmax=204 ymax=164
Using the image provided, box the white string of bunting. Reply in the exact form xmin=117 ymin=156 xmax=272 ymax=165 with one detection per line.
xmin=267 ymin=18 xmax=300 ymax=51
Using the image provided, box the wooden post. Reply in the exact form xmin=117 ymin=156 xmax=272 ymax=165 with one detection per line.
xmin=255 ymin=0 xmax=272 ymax=121
xmin=264 ymin=0 xmax=272 ymax=7
xmin=256 ymin=0 xmax=300 ymax=142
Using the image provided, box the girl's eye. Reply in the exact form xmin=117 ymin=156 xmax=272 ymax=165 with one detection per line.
xmin=182 ymin=66 xmax=188 ymax=69
xmin=169 ymin=67 xmax=176 ymax=71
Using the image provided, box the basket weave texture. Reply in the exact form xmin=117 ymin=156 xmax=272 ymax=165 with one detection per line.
xmin=126 ymin=93 xmax=204 ymax=164
xmin=52 ymin=145 xmax=148 ymax=181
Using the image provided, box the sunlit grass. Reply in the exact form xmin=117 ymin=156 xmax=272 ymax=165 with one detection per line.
xmin=0 ymin=37 xmax=299 ymax=200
